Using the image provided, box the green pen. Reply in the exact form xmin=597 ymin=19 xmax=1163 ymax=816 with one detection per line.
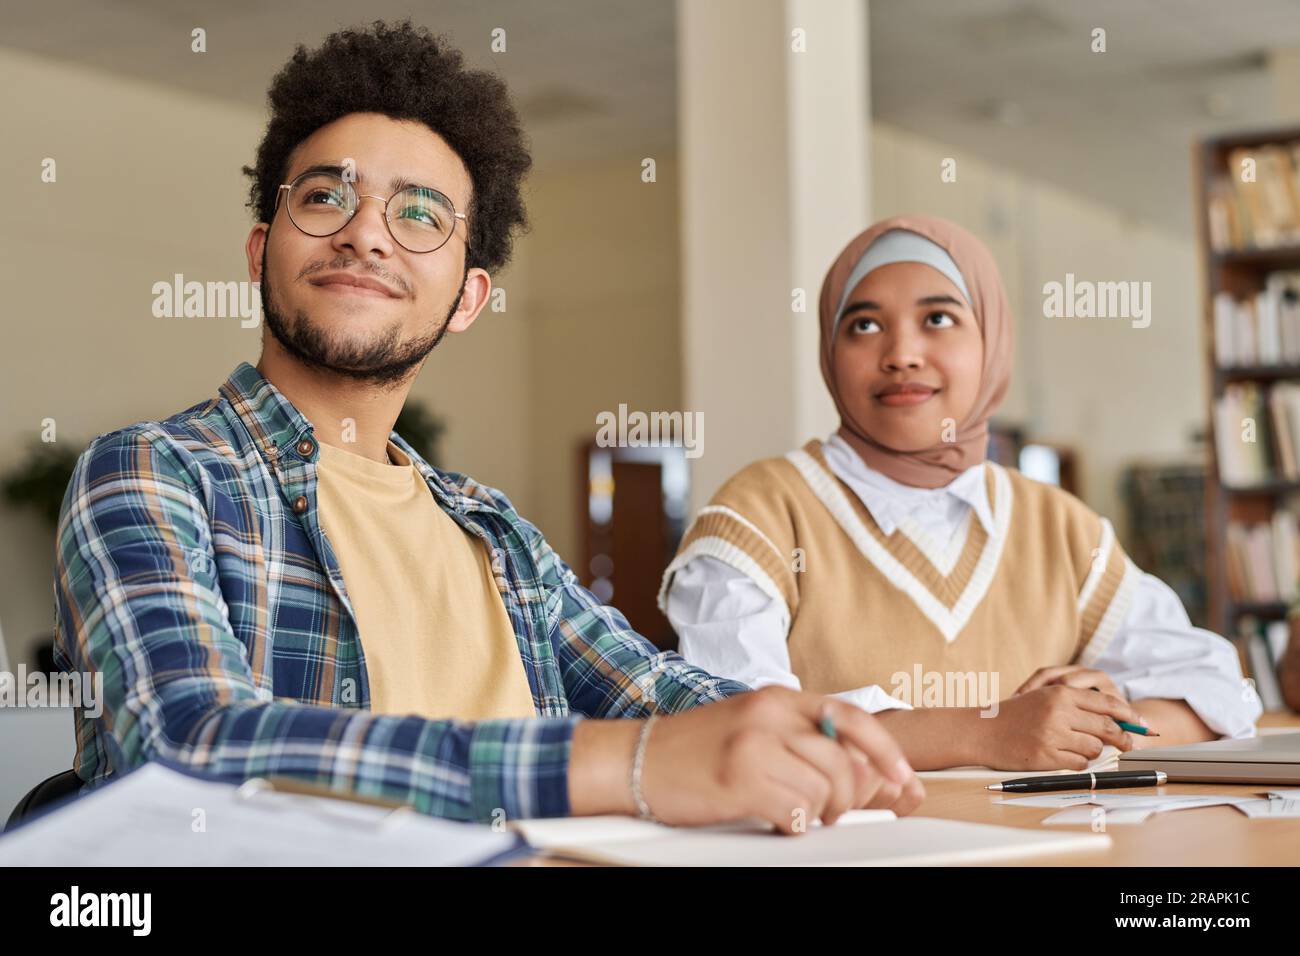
xmin=1088 ymin=687 xmax=1160 ymax=737
xmin=818 ymin=707 xmax=837 ymax=740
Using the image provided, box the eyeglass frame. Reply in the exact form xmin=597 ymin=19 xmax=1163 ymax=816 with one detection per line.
xmin=274 ymin=169 xmax=468 ymax=254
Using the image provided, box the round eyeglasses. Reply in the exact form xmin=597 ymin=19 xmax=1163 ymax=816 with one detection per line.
xmin=275 ymin=170 xmax=467 ymax=254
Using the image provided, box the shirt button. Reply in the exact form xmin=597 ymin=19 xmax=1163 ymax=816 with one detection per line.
xmin=292 ymin=495 xmax=309 ymax=514
xmin=296 ymin=438 xmax=316 ymax=458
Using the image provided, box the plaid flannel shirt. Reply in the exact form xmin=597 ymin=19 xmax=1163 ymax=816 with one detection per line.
xmin=53 ymin=361 xmax=747 ymax=822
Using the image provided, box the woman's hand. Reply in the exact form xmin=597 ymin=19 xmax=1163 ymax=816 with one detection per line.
xmin=983 ymin=684 xmax=1140 ymax=771
xmin=1014 ymin=665 xmax=1124 ymax=700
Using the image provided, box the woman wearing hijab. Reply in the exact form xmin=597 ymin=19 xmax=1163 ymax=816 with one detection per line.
xmin=661 ymin=215 xmax=1260 ymax=771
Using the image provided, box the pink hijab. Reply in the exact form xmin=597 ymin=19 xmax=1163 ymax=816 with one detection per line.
xmin=817 ymin=215 xmax=1015 ymax=489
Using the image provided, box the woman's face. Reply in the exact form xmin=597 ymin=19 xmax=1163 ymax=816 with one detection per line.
xmin=831 ymin=260 xmax=984 ymax=453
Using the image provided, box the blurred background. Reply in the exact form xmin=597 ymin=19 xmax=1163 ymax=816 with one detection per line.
xmin=4 ymin=0 xmax=1300 ymax=718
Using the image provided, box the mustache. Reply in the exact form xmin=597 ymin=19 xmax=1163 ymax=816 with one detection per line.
xmin=296 ymin=257 xmax=410 ymax=298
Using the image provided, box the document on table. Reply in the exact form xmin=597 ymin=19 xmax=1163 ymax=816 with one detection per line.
xmin=0 ymin=761 xmax=522 ymax=866
xmin=995 ymin=791 xmax=1297 ymax=824
xmin=1234 ymin=797 xmax=1300 ymax=818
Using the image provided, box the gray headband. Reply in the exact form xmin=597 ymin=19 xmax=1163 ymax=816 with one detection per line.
xmin=832 ymin=229 xmax=972 ymax=339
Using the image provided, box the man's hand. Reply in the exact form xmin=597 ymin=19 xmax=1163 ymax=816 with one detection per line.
xmin=568 ymin=686 xmax=925 ymax=834
xmin=984 ymin=684 xmax=1140 ymax=770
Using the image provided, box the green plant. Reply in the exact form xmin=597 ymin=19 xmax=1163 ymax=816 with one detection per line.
xmin=0 ymin=399 xmax=445 ymax=532
xmin=1 ymin=440 xmax=83 ymax=531
xmin=393 ymin=399 xmax=446 ymax=468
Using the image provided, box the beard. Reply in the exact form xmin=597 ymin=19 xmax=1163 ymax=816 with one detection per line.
xmin=259 ymin=246 xmax=466 ymax=390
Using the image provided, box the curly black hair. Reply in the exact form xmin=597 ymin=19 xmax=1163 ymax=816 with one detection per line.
xmin=242 ymin=19 xmax=531 ymax=273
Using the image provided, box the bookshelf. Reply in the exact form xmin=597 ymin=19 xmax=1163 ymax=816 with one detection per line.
xmin=1198 ymin=126 xmax=1300 ymax=707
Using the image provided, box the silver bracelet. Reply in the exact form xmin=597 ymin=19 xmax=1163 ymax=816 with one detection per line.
xmin=630 ymin=713 xmax=662 ymax=824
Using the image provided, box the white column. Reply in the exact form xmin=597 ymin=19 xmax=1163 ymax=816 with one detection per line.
xmin=677 ymin=0 xmax=871 ymax=511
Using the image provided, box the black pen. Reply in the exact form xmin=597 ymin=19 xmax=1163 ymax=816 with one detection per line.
xmin=986 ymin=770 xmax=1167 ymax=793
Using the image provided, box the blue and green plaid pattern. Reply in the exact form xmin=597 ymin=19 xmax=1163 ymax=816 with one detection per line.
xmin=53 ymin=361 xmax=746 ymax=821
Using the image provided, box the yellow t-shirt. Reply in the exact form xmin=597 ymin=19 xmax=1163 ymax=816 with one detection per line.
xmin=314 ymin=438 xmax=536 ymax=721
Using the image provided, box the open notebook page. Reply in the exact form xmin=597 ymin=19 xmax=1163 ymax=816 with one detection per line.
xmin=512 ymin=809 xmax=1109 ymax=866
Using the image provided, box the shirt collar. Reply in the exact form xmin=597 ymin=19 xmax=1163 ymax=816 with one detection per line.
xmin=820 ymin=432 xmax=994 ymax=536
xmin=219 ymin=361 xmax=313 ymax=462
xmin=217 ymin=362 xmax=483 ymax=514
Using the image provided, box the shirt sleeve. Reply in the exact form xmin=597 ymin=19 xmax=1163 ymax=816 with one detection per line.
xmin=55 ymin=428 xmax=578 ymax=823
xmin=515 ymin=515 xmax=750 ymax=718
xmin=664 ymin=556 xmax=911 ymax=713
xmin=1089 ymin=571 xmax=1261 ymax=739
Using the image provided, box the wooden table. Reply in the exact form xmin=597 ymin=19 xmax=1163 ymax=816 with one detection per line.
xmin=525 ymin=712 xmax=1300 ymax=866
xmin=944 ymin=711 xmax=1300 ymax=866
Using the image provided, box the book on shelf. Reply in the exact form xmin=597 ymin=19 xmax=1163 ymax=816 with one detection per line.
xmin=1207 ymin=174 xmax=1244 ymax=252
xmin=1209 ymin=142 xmax=1300 ymax=252
xmin=1235 ymin=615 xmax=1291 ymax=711
xmin=1224 ymin=508 xmax=1300 ymax=603
xmin=1212 ymin=271 xmax=1300 ymax=367
xmin=1214 ymin=382 xmax=1275 ymax=485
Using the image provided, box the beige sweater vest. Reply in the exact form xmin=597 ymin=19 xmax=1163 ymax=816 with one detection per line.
xmin=660 ymin=440 xmax=1141 ymax=700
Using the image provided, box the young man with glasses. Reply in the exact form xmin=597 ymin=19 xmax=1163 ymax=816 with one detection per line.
xmin=53 ymin=20 xmax=923 ymax=831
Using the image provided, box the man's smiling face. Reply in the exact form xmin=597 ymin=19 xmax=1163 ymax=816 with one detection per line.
xmin=248 ymin=111 xmax=485 ymax=387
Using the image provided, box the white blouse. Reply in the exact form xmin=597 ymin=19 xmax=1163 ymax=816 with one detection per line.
xmin=665 ymin=434 xmax=1261 ymax=739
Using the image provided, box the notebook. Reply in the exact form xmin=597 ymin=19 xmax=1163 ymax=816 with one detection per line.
xmin=511 ymin=808 xmax=1110 ymax=866
xmin=0 ymin=760 xmax=524 ymax=867
xmin=1118 ymin=732 xmax=1300 ymax=783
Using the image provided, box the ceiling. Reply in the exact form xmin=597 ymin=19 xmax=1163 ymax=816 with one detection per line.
xmin=871 ymin=0 xmax=1300 ymax=233
xmin=4 ymin=1 xmax=1300 ymax=232
xmin=0 ymin=0 xmax=678 ymax=169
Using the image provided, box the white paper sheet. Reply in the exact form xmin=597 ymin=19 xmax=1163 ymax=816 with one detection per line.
xmin=511 ymin=807 xmax=895 ymax=849
xmin=1233 ymin=797 xmax=1300 ymax=818
xmin=997 ymin=792 xmax=1260 ymax=826
xmin=1041 ymin=805 xmax=1160 ymax=825
xmin=0 ymin=762 xmax=520 ymax=866
xmin=513 ymin=811 xmax=1110 ymax=866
